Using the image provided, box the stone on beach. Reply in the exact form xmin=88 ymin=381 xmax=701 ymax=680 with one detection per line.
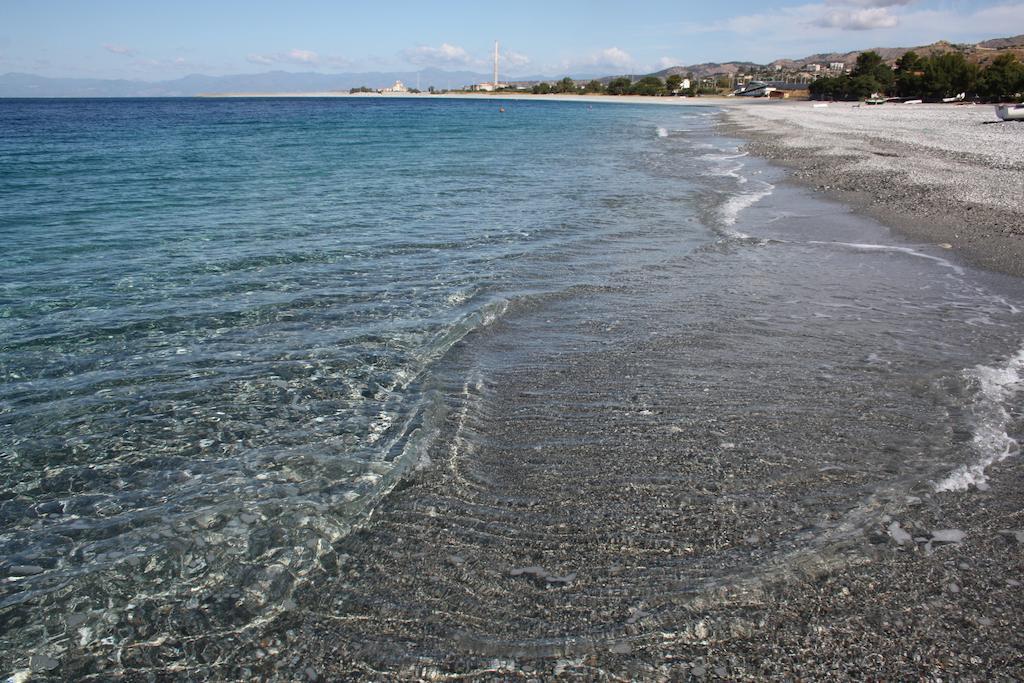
xmin=887 ymin=521 xmax=913 ymax=546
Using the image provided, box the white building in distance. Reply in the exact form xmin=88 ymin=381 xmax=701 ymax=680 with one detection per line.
xmin=382 ymin=80 xmax=408 ymax=93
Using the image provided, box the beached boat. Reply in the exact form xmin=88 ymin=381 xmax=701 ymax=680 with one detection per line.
xmin=865 ymin=97 xmax=886 ymax=105
xmin=995 ymin=104 xmax=1024 ymax=121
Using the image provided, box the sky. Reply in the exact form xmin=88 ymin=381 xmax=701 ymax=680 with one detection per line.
xmin=2 ymin=0 xmax=1022 ymax=80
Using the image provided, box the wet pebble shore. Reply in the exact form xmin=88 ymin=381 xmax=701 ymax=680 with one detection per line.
xmin=720 ymin=102 xmax=1024 ymax=278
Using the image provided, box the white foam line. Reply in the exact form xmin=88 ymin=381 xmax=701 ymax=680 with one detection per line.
xmin=701 ymin=151 xmax=748 ymax=161
xmin=808 ymin=241 xmax=964 ymax=275
xmin=717 ymin=181 xmax=775 ymax=236
xmin=708 ymin=161 xmax=748 ymax=184
xmin=656 ymin=126 xmax=668 ymax=138
xmin=936 ymin=346 xmax=1024 ymax=492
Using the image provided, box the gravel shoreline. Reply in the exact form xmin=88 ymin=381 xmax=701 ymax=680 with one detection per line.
xmin=719 ymin=101 xmax=1024 ymax=278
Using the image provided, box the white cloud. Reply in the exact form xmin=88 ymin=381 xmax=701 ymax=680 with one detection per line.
xmin=245 ymin=49 xmax=350 ymax=69
xmin=680 ymin=0 xmax=1022 ymax=40
xmin=286 ymin=48 xmax=318 ymax=64
xmin=896 ymin=3 xmax=1024 ymax=38
xmin=657 ymin=56 xmax=682 ymax=69
xmin=502 ymin=50 xmax=531 ymax=69
xmin=561 ymin=46 xmax=638 ymax=72
xmin=102 ymin=44 xmax=136 ymax=56
xmin=827 ymin=0 xmax=915 ymax=6
xmin=813 ymin=7 xmax=900 ymax=29
xmin=403 ymin=43 xmax=475 ymax=68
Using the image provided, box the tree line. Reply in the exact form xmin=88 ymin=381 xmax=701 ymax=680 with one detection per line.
xmin=530 ymin=74 xmax=703 ymax=96
xmin=809 ymin=50 xmax=1024 ymax=102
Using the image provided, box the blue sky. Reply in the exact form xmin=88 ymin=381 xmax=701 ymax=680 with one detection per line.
xmin=2 ymin=0 xmax=1022 ymax=79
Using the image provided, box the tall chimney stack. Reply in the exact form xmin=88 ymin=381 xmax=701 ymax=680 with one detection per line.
xmin=494 ymin=41 xmax=499 ymax=88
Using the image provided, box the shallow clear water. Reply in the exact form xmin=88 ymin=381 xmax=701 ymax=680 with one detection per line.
xmin=1 ymin=98 xmax=1022 ymax=676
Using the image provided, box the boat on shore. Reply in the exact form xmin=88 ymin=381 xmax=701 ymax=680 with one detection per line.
xmin=995 ymin=104 xmax=1024 ymax=121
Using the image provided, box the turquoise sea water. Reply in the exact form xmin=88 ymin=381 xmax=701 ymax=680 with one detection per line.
xmin=2 ymin=98 xmax=1023 ymax=676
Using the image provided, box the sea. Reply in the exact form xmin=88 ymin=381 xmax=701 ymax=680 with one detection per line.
xmin=1 ymin=97 xmax=1022 ymax=676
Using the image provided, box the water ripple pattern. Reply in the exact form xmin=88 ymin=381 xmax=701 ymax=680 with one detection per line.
xmin=2 ymin=98 xmax=1024 ymax=677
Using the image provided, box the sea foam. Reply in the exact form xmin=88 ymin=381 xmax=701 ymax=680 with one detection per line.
xmin=717 ymin=181 xmax=775 ymax=236
xmin=935 ymin=346 xmax=1024 ymax=492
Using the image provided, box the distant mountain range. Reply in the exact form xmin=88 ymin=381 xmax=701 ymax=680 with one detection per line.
xmin=0 ymin=68 xmax=600 ymax=98
xmin=651 ymin=34 xmax=1024 ymax=80
xmin=2 ymin=34 xmax=1022 ymax=97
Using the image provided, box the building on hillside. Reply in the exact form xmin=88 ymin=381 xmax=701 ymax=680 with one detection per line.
xmin=829 ymin=62 xmax=846 ymax=72
xmin=807 ymin=64 xmax=822 ymax=73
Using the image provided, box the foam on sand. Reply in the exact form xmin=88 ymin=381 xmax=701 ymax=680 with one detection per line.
xmin=808 ymin=241 xmax=965 ymax=274
xmin=717 ymin=181 xmax=775 ymax=237
xmin=935 ymin=346 xmax=1024 ymax=492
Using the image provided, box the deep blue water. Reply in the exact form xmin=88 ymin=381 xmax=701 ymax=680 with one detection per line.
xmin=2 ymin=97 xmax=1023 ymax=676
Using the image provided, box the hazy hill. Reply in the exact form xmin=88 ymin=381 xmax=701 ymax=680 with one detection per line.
xmin=0 ymin=68 xmax=550 ymax=97
xmin=3 ymin=34 xmax=1022 ymax=96
xmin=646 ymin=34 xmax=1024 ymax=80
xmin=977 ymin=34 xmax=1024 ymax=49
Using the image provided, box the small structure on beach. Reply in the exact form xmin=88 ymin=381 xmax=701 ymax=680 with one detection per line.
xmin=734 ymin=81 xmax=777 ymax=97
xmin=382 ymin=81 xmax=408 ymax=94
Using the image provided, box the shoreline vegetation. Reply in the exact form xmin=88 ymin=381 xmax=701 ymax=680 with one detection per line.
xmin=809 ymin=50 xmax=1024 ymax=102
xmin=198 ymin=49 xmax=1024 ymax=103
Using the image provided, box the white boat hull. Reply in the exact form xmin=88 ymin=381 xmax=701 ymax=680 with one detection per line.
xmin=996 ymin=105 xmax=1024 ymax=121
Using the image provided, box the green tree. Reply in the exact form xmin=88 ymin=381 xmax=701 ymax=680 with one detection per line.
xmin=894 ymin=51 xmax=925 ymax=97
xmin=631 ymin=76 xmax=665 ymax=96
xmin=922 ymin=52 xmax=978 ymax=99
xmin=852 ymin=51 xmax=894 ymax=94
xmin=809 ymin=74 xmax=878 ymax=101
xmin=532 ymin=82 xmax=552 ymax=94
xmin=808 ymin=77 xmax=835 ymax=100
xmin=606 ymin=77 xmax=632 ymax=95
xmin=978 ymin=53 xmax=1024 ymax=101
xmin=584 ymin=79 xmax=606 ymax=93
xmin=848 ymin=75 xmax=882 ymax=99
xmin=665 ymin=74 xmax=683 ymax=94
xmin=553 ymin=76 xmax=576 ymax=93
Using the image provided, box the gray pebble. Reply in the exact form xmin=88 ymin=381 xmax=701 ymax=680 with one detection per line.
xmin=7 ymin=565 xmax=44 ymax=577
xmin=30 ymin=654 xmax=60 ymax=672
xmin=887 ymin=521 xmax=912 ymax=545
xmin=930 ymin=529 xmax=965 ymax=544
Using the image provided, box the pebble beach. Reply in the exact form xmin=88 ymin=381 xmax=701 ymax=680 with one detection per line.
xmin=721 ymin=100 xmax=1024 ymax=277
